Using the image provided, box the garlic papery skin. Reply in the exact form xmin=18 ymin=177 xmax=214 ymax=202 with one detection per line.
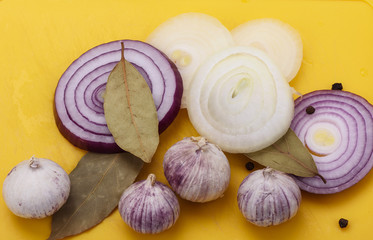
xmin=163 ymin=136 xmax=230 ymax=202
xmin=118 ymin=174 xmax=180 ymax=234
xmin=237 ymin=168 xmax=301 ymax=227
xmin=2 ymin=157 xmax=70 ymax=219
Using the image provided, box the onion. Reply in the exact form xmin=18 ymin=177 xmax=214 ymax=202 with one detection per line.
xmin=54 ymin=40 xmax=183 ymax=153
xmin=231 ymin=18 xmax=303 ymax=82
xmin=146 ymin=12 xmax=234 ymax=108
xmin=291 ymin=90 xmax=373 ymax=194
xmin=187 ymin=46 xmax=294 ymax=153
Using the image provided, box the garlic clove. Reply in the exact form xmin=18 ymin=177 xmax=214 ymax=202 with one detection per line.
xmin=118 ymin=174 xmax=180 ymax=234
xmin=237 ymin=168 xmax=301 ymax=227
xmin=163 ymin=137 xmax=230 ymax=203
xmin=2 ymin=156 xmax=70 ymax=219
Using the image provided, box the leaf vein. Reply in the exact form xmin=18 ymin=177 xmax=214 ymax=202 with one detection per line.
xmin=272 ymin=144 xmax=318 ymax=175
xmin=120 ymin=42 xmax=147 ymax=160
xmin=53 ymin=156 xmax=119 ymax=238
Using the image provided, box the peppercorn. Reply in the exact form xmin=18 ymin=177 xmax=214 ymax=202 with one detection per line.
xmin=332 ymin=83 xmax=343 ymax=90
xmin=338 ymin=218 xmax=348 ymax=228
xmin=245 ymin=162 xmax=255 ymax=171
xmin=306 ymin=106 xmax=315 ymax=114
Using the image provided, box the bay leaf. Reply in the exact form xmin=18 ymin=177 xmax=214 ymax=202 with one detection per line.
xmin=48 ymin=152 xmax=143 ymax=240
xmin=245 ymin=128 xmax=326 ymax=182
xmin=103 ymin=42 xmax=159 ymax=163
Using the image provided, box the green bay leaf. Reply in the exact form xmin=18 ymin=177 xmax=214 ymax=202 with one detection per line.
xmin=104 ymin=43 xmax=159 ymax=163
xmin=47 ymin=152 xmax=143 ymax=240
xmin=245 ymin=128 xmax=325 ymax=182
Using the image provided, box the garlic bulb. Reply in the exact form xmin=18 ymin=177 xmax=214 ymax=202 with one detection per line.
xmin=163 ymin=136 xmax=230 ymax=202
xmin=2 ymin=156 xmax=70 ymax=219
xmin=237 ymin=168 xmax=301 ymax=227
xmin=118 ymin=174 xmax=180 ymax=234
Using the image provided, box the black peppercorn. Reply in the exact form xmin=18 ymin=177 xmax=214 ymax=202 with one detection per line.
xmin=332 ymin=83 xmax=343 ymax=90
xmin=245 ymin=161 xmax=255 ymax=171
xmin=338 ymin=218 xmax=348 ymax=228
xmin=306 ymin=105 xmax=315 ymax=114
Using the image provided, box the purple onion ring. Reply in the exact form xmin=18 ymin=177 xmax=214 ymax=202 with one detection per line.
xmin=54 ymin=40 xmax=183 ymax=153
xmin=291 ymin=90 xmax=373 ymax=194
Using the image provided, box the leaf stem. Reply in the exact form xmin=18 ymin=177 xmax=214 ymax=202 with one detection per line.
xmin=316 ymin=174 xmax=327 ymax=184
xmin=121 ymin=42 xmax=125 ymax=61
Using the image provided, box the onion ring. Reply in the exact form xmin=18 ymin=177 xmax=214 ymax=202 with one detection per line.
xmin=54 ymin=40 xmax=182 ymax=153
xmin=291 ymin=90 xmax=373 ymax=194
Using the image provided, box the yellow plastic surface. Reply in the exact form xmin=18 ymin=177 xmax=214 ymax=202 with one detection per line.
xmin=1 ymin=0 xmax=373 ymax=239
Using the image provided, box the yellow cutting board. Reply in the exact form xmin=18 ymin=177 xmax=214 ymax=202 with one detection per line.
xmin=1 ymin=0 xmax=373 ymax=239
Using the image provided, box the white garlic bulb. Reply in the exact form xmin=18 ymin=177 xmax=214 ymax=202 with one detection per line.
xmin=237 ymin=168 xmax=301 ymax=227
xmin=118 ymin=174 xmax=180 ymax=234
xmin=163 ymin=136 xmax=230 ymax=202
xmin=2 ymin=156 xmax=70 ymax=219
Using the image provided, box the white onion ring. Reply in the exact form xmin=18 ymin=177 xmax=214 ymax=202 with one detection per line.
xmin=291 ymin=90 xmax=373 ymax=194
xmin=231 ymin=18 xmax=303 ymax=82
xmin=146 ymin=12 xmax=234 ymax=108
xmin=187 ymin=46 xmax=294 ymax=153
xmin=54 ymin=40 xmax=182 ymax=153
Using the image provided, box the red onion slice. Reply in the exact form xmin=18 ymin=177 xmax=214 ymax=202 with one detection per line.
xmin=291 ymin=90 xmax=373 ymax=194
xmin=54 ymin=40 xmax=183 ymax=153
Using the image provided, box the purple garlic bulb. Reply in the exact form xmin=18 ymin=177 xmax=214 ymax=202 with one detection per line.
xmin=237 ymin=168 xmax=302 ymax=227
xmin=163 ymin=136 xmax=230 ymax=202
xmin=118 ymin=174 xmax=180 ymax=234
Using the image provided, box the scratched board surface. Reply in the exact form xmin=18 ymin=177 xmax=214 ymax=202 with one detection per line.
xmin=1 ymin=0 xmax=373 ymax=239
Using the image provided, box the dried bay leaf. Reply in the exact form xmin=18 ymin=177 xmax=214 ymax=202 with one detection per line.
xmin=48 ymin=152 xmax=143 ymax=240
xmin=104 ymin=42 xmax=159 ymax=163
xmin=245 ymin=128 xmax=326 ymax=182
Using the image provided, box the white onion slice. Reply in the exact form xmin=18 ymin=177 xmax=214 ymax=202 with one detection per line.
xmin=231 ymin=18 xmax=303 ymax=82
xmin=146 ymin=12 xmax=234 ymax=108
xmin=291 ymin=90 xmax=373 ymax=194
xmin=187 ymin=46 xmax=294 ymax=153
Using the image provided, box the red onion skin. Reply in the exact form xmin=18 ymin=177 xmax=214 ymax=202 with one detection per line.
xmin=53 ymin=106 xmax=123 ymax=153
xmin=157 ymin=56 xmax=183 ymax=133
xmin=290 ymin=90 xmax=373 ymax=194
xmin=54 ymin=40 xmax=183 ymax=153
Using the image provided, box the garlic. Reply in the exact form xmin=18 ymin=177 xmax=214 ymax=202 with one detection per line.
xmin=2 ymin=156 xmax=70 ymax=219
xmin=237 ymin=168 xmax=301 ymax=227
xmin=163 ymin=136 xmax=230 ymax=202
xmin=118 ymin=174 xmax=180 ymax=234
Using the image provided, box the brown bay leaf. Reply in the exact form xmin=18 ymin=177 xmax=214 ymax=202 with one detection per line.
xmin=48 ymin=152 xmax=143 ymax=240
xmin=104 ymin=42 xmax=159 ymax=163
xmin=245 ymin=128 xmax=326 ymax=182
